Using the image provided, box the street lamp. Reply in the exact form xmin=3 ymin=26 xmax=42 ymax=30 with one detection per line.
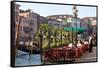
xmin=72 ymin=4 xmax=78 ymax=44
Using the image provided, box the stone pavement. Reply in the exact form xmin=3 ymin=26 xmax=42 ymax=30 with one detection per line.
xmin=75 ymin=47 xmax=97 ymax=62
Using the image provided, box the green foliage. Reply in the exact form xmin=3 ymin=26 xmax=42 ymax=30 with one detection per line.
xmin=42 ymin=40 xmax=48 ymax=49
xmin=36 ymin=23 xmax=77 ymax=49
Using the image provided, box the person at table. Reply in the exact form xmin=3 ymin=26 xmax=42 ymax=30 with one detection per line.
xmin=77 ymin=40 xmax=82 ymax=47
xmin=68 ymin=43 xmax=73 ymax=47
xmin=77 ymin=40 xmax=83 ymax=56
xmin=68 ymin=43 xmax=75 ymax=48
xmin=83 ymin=39 xmax=89 ymax=51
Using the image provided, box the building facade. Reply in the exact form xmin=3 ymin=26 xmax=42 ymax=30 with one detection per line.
xmin=82 ymin=17 xmax=97 ymax=36
xmin=47 ymin=15 xmax=89 ymax=29
xmin=18 ymin=9 xmax=40 ymax=44
xmin=15 ymin=4 xmax=20 ymax=45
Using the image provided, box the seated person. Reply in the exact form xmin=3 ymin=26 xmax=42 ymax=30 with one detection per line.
xmin=77 ymin=40 xmax=82 ymax=47
xmin=83 ymin=40 xmax=89 ymax=51
xmin=68 ymin=43 xmax=73 ymax=48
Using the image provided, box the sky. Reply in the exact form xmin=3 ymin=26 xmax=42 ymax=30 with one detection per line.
xmin=16 ymin=1 xmax=97 ymax=18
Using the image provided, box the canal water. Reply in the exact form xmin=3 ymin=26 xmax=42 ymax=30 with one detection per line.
xmin=15 ymin=50 xmax=42 ymax=66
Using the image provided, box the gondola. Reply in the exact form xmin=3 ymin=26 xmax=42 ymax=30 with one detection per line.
xmin=17 ymin=44 xmax=40 ymax=54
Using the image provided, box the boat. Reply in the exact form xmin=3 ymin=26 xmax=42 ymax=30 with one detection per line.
xmin=17 ymin=44 xmax=40 ymax=54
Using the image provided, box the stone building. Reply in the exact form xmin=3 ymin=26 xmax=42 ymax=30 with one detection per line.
xmin=18 ymin=9 xmax=40 ymax=44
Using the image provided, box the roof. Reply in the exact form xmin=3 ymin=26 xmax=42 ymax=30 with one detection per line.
xmin=82 ymin=17 xmax=96 ymax=20
xmin=20 ymin=9 xmax=40 ymax=16
xmin=15 ymin=4 xmax=20 ymax=7
xmin=47 ymin=14 xmax=73 ymax=18
xmin=20 ymin=9 xmax=32 ymax=13
xmin=20 ymin=10 xmax=25 ymax=13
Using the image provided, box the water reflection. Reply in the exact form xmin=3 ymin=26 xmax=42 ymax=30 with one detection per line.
xmin=15 ymin=50 xmax=42 ymax=66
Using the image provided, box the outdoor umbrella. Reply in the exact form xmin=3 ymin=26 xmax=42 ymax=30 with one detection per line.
xmin=64 ymin=27 xmax=85 ymax=34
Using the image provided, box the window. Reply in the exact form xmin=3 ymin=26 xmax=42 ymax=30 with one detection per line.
xmin=23 ymin=27 xmax=30 ymax=33
xmin=15 ymin=11 xmax=19 ymax=22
